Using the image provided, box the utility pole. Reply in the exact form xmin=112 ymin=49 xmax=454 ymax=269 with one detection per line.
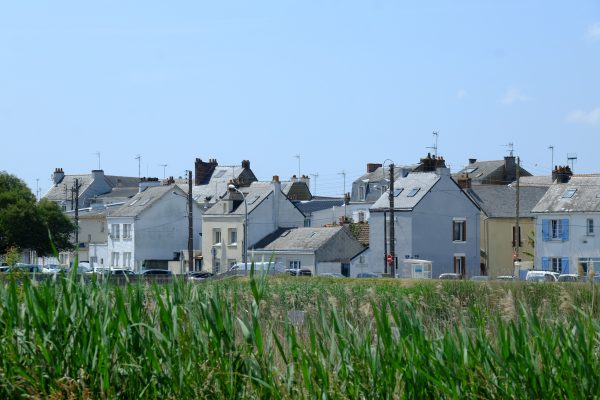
xmin=310 ymin=173 xmax=318 ymax=196
xmin=514 ymin=157 xmax=520 ymax=268
xmin=187 ymin=171 xmax=193 ymax=272
xmin=338 ymin=171 xmax=346 ymax=220
xmin=388 ymin=164 xmax=395 ymax=277
xmin=73 ymin=179 xmax=82 ymax=248
xmin=548 ymin=145 xmax=554 ymax=170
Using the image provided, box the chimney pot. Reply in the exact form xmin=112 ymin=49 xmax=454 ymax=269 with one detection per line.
xmin=469 ymin=158 xmax=477 ymax=164
xmin=272 ymin=175 xmax=280 ymax=183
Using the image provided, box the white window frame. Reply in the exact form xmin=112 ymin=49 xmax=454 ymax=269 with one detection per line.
xmin=123 ymin=252 xmax=132 ymax=268
xmin=228 ymin=228 xmax=237 ymax=246
xmin=111 ymin=224 xmax=120 ymax=240
xmin=289 ymin=260 xmax=301 ymax=269
xmin=359 ymin=186 xmax=366 ymax=201
xmin=213 ymin=229 xmax=222 ymax=245
xmin=551 ymin=219 xmax=562 ymax=240
xmin=111 ymin=252 xmax=120 ymax=267
xmin=452 ymin=219 xmax=466 ymax=242
xmin=122 ymin=224 xmax=132 ymax=240
xmin=550 ymin=257 xmax=562 ymax=273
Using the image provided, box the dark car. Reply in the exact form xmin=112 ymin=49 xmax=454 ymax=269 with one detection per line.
xmin=356 ymin=272 xmax=381 ymax=278
xmin=187 ymin=271 xmax=213 ymax=281
xmin=110 ymin=269 xmax=135 ymax=276
xmin=286 ymin=268 xmax=313 ymax=276
xmin=139 ymin=269 xmax=172 ymax=276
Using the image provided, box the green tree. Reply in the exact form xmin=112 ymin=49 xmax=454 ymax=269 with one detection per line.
xmin=0 ymin=171 xmax=75 ymax=255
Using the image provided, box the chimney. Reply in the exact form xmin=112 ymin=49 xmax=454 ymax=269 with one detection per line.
xmin=468 ymin=158 xmax=477 ymax=165
xmin=52 ymin=168 xmax=65 ymax=185
xmin=139 ymin=177 xmax=161 ymax=193
xmin=552 ymin=165 xmax=573 ymax=184
xmin=456 ymin=173 xmax=472 ymax=189
xmin=419 ymin=153 xmax=446 ymax=172
xmin=194 ymin=158 xmax=218 ymax=186
xmin=504 ymin=156 xmax=517 ymax=183
xmin=241 ymin=160 xmax=250 ymax=169
xmin=91 ymin=169 xmax=105 ymax=182
xmin=367 ymin=163 xmax=382 ymax=173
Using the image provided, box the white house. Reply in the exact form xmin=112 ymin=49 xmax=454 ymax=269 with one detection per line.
xmin=532 ymin=175 xmax=600 ymax=275
xmin=201 ymin=176 xmax=305 ymax=273
xmin=106 ymin=183 xmax=203 ymax=273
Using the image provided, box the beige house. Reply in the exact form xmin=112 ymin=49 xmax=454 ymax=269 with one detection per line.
xmin=467 ymin=184 xmax=548 ymax=277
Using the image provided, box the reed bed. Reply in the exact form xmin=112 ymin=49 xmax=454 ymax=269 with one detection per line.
xmin=1 ymin=272 xmax=599 ymax=399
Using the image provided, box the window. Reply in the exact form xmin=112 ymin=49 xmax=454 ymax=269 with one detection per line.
xmin=512 ymin=226 xmax=522 ymax=247
xmin=111 ymin=252 xmax=120 ymax=267
xmin=123 ymin=224 xmax=132 ymax=239
xmin=453 ymin=220 xmax=466 ymax=242
xmin=214 ymin=259 xmax=221 ymax=274
xmin=393 ymin=188 xmax=403 ymax=197
xmin=578 ymin=257 xmax=600 ymax=275
xmin=587 ymin=219 xmax=594 ymax=235
xmin=358 ymin=211 xmax=365 ymax=223
xmin=551 ymin=257 xmax=562 ymax=273
xmin=542 ymin=219 xmax=569 ymax=241
xmin=453 ymin=256 xmax=466 ymax=276
xmin=228 ymin=259 xmax=237 ymax=268
xmin=111 ymin=224 xmax=120 ymax=240
xmin=359 ymin=186 xmax=366 ymax=201
xmin=228 ymin=229 xmax=237 ymax=245
xmin=213 ymin=229 xmax=222 ymax=245
xmin=289 ymin=260 xmax=301 ymax=269
xmin=562 ymin=189 xmax=576 ymax=198
xmin=407 ymin=187 xmax=420 ymax=197
xmin=542 ymin=257 xmax=569 ymax=273
xmin=123 ymin=252 xmax=132 ymax=268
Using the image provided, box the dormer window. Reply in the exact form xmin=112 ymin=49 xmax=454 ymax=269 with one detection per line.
xmin=563 ymin=189 xmax=576 ymax=198
xmin=359 ymin=186 xmax=366 ymax=201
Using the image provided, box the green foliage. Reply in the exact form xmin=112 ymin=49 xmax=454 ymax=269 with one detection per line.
xmin=0 ymin=172 xmax=74 ymax=255
xmin=1 ymin=277 xmax=600 ymax=398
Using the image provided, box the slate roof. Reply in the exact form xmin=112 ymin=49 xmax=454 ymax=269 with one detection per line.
xmin=371 ymin=172 xmax=441 ymax=210
xmin=467 ymin=185 xmax=549 ymax=218
xmin=108 ymin=185 xmax=178 ymax=218
xmin=204 ymin=182 xmax=275 ymax=216
xmin=514 ymin=176 xmax=554 ymax=187
xmin=454 ymin=159 xmax=531 ymax=185
xmin=44 ymin=175 xmax=94 ymax=202
xmin=532 ymin=177 xmax=600 ymax=213
xmin=295 ymin=198 xmax=345 ymax=214
xmin=179 ymin=165 xmax=245 ymax=205
xmin=255 ymin=227 xmax=346 ymax=251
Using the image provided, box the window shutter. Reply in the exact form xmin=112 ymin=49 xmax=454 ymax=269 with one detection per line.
xmin=542 ymin=219 xmax=550 ymax=241
xmin=463 ymin=222 xmax=466 ymax=241
xmin=562 ymin=257 xmax=569 ymax=274
xmin=541 ymin=257 xmax=549 ymax=271
xmin=561 ymin=219 xmax=569 ymax=241
xmin=512 ymin=226 xmax=516 ymax=247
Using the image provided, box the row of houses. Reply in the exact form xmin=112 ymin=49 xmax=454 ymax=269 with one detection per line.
xmin=41 ymin=154 xmax=600 ymax=278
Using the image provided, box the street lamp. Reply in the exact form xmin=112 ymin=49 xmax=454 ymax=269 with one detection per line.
xmin=172 ymin=176 xmax=193 ymax=275
xmin=228 ymin=184 xmax=248 ymax=271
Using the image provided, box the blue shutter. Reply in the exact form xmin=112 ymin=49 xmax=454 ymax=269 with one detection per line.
xmin=541 ymin=257 xmax=550 ymax=271
xmin=561 ymin=219 xmax=569 ymax=241
xmin=562 ymin=257 xmax=569 ymax=274
xmin=542 ymin=219 xmax=550 ymax=241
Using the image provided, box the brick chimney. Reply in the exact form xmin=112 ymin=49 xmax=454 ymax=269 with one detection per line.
xmin=552 ymin=165 xmax=573 ymax=184
xmin=195 ymin=158 xmax=218 ymax=186
xmin=52 ymin=168 xmax=65 ymax=186
xmin=419 ymin=153 xmax=446 ymax=172
xmin=456 ymin=173 xmax=472 ymax=189
xmin=367 ymin=163 xmax=382 ymax=173
xmin=241 ymin=160 xmax=250 ymax=169
xmin=504 ymin=156 xmax=517 ymax=183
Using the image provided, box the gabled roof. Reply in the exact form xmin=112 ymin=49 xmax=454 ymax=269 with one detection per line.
xmin=295 ymin=198 xmax=345 ymax=214
xmin=454 ymin=158 xmax=531 ymax=185
xmin=256 ymin=226 xmax=346 ymax=251
xmin=467 ymin=185 xmax=548 ymax=218
xmin=514 ymin=176 xmax=554 ymax=187
xmin=532 ymin=177 xmax=600 ymax=213
xmin=371 ymin=172 xmax=440 ymax=210
xmin=355 ymin=164 xmax=417 ymax=184
xmin=44 ymin=175 xmax=94 ymax=202
xmin=204 ymin=182 xmax=275 ymax=216
xmin=108 ymin=185 xmax=177 ymax=218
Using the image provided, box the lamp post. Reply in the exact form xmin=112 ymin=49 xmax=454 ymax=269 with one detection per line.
xmin=228 ymin=184 xmax=248 ymax=271
xmin=172 ymin=174 xmax=193 ymax=275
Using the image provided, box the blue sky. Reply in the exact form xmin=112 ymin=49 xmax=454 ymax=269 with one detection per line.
xmin=1 ymin=1 xmax=599 ymax=197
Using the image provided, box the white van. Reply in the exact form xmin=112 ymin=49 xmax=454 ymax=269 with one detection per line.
xmin=230 ymin=261 xmax=285 ymax=273
xmin=525 ymin=270 xmax=559 ymax=282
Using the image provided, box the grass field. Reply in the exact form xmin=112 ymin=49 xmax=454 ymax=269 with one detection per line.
xmin=1 ymin=272 xmax=600 ymax=399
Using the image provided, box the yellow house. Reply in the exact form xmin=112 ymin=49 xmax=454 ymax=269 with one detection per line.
xmin=467 ymin=185 xmax=548 ymax=277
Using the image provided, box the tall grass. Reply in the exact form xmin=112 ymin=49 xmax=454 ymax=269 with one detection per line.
xmin=1 ymin=273 xmax=600 ymax=398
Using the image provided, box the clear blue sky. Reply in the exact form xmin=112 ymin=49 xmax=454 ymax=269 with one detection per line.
xmin=1 ymin=1 xmax=599 ymax=197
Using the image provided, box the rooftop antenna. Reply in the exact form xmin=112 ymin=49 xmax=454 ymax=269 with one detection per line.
xmin=503 ymin=142 xmax=514 ymax=157
xmin=135 ymin=154 xmax=141 ymax=177
xmin=95 ymin=152 xmax=101 ymax=170
xmin=310 ymin=173 xmax=318 ymax=195
xmin=426 ymin=131 xmax=439 ymax=157
xmin=160 ymin=164 xmax=168 ymax=179
xmin=548 ymin=145 xmax=554 ymax=170
xmin=567 ymin=153 xmax=577 ymax=171
xmin=294 ymin=154 xmax=301 ymax=178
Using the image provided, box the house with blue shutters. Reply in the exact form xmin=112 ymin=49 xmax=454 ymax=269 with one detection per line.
xmin=532 ymin=174 xmax=600 ymax=275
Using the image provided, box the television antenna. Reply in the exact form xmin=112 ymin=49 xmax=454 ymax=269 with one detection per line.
xmin=160 ymin=164 xmax=168 ymax=179
xmin=426 ymin=131 xmax=439 ymax=157
xmin=567 ymin=153 xmax=577 ymax=171
xmin=135 ymin=154 xmax=141 ymax=177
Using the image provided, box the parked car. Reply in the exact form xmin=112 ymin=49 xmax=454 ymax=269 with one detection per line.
xmin=557 ymin=274 xmax=581 ymax=282
xmin=319 ymin=273 xmax=346 ymax=278
xmin=139 ymin=269 xmax=172 ymax=276
xmin=438 ymin=273 xmax=462 ymax=280
xmin=0 ymin=266 xmax=9 ymax=273
xmin=42 ymin=264 xmax=62 ymax=273
xmin=525 ymin=270 xmax=559 ymax=282
xmin=187 ymin=271 xmax=213 ymax=281
xmin=109 ymin=268 xmax=135 ymax=276
xmin=286 ymin=268 xmax=313 ymax=276
xmin=356 ymin=272 xmax=381 ymax=278
xmin=495 ymin=275 xmax=515 ymax=281
xmin=470 ymin=275 xmax=489 ymax=282
xmin=13 ymin=263 xmax=42 ymax=273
